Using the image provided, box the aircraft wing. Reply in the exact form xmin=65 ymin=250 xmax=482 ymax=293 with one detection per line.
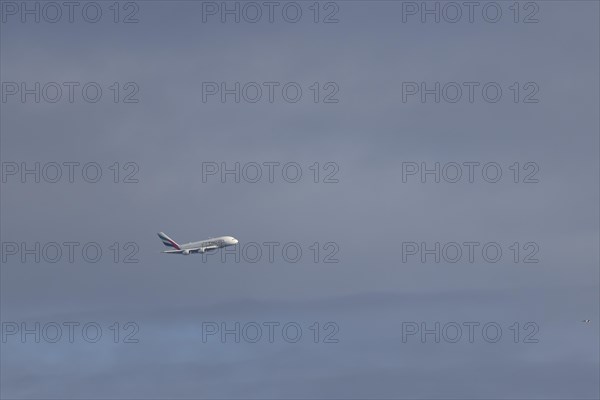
xmin=162 ymin=245 xmax=220 ymax=254
xmin=179 ymin=245 xmax=220 ymax=253
xmin=197 ymin=245 xmax=219 ymax=252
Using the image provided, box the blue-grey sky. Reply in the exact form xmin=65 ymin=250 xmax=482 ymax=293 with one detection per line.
xmin=1 ymin=1 xmax=599 ymax=398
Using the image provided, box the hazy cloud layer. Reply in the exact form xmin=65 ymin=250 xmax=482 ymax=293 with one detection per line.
xmin=1 ymin=1 xmax=598 ymax=398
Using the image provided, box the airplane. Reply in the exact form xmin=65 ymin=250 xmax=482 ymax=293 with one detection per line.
xmin=157 ymin=232 xmax=238 ymax=255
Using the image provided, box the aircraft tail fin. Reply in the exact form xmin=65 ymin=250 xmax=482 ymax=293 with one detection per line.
xmin=157 ymin=232 xmax=181 ymax=250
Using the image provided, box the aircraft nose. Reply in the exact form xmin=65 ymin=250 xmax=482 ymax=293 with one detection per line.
xmin=233 ymin=238 xmax=239 ymax=244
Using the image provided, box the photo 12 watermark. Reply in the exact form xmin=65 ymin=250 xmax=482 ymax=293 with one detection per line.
xmin=201 ymin=82 xmax=339 ymax=104
xmin=401 ymin=241 xmax=540 ymax=264
xmin=400 ymin=2 xmax=540 ymax=24
xmin=198 ymin=241 xmax=340 ymax=264
xmin=401 ymin=321 xmax=539 ymax=343
xmin=1 ymin=2 xmax=140 ymax=24
xmin=1 ymin=162 xmax=140 ymax=184
xmin=201 ymin=321 xmax=340 ymax=343
xmin=201 ymin=162 xmax=339 ymax=184
xmin=199 ymin=2 xmax=340 ymax=24
xmin=1 ymin=82 xmax=140 ymax=104
xmin=1 ymin=241 xmax=140 ymax=264
xmin=201 ymin=241 xmax=340 ymax=264
xmin=2 ymin=321 xmax=140 ymax=343
xmin=401 ymin=162 xmax=539 ymax=184
xmin=401 ymin=81 xmax=540 ymax=104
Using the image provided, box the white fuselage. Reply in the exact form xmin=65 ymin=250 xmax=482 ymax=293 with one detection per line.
xmin=180 ymin=236 xmax=238 ymax=252
xmin=158 ymin=232 xmax=238 ymax=255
